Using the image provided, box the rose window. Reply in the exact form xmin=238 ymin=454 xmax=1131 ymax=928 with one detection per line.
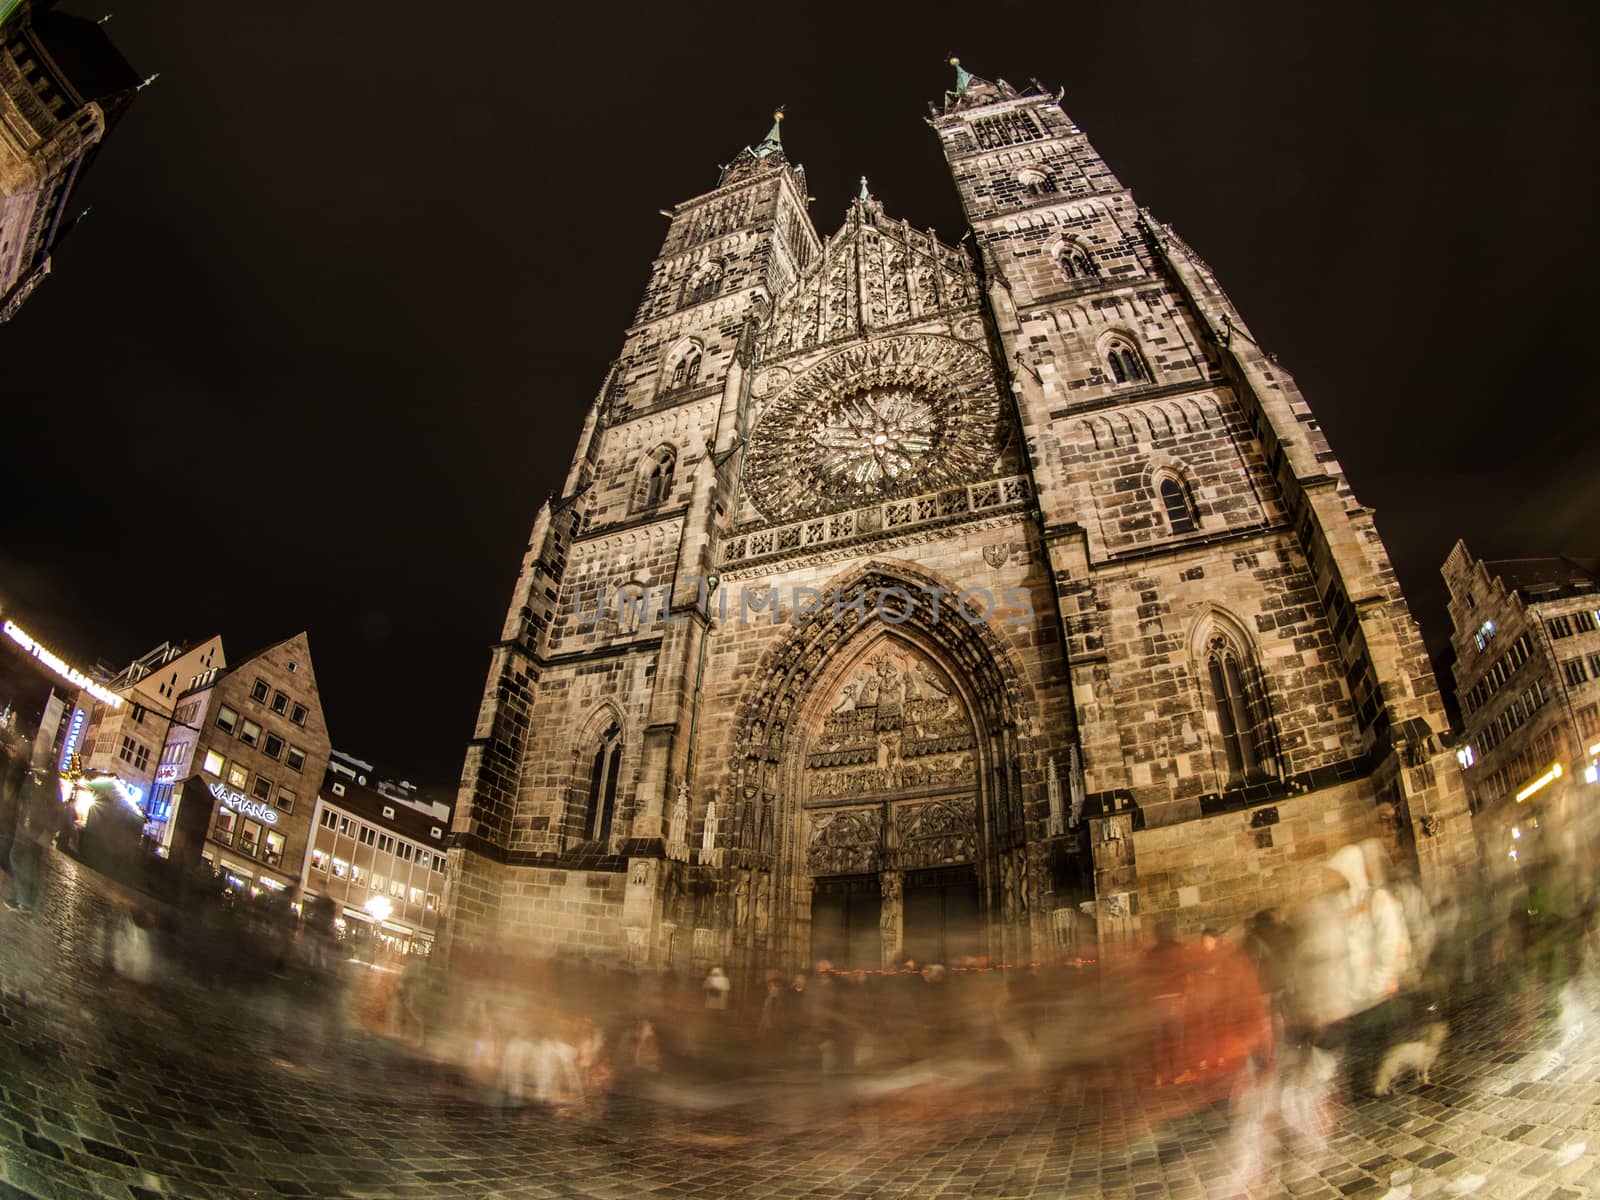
xmin=810 ymin=389 xmax=938 ymax=489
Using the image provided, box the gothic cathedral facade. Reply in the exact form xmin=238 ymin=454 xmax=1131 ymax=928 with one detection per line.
xmin=441 ymin=65 xmax=1474 ymax=974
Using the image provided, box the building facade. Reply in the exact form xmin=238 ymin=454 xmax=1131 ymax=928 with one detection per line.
xmin=0 ymin=1 xmax=139 ymax=321
xmin=299 ymin=751 xmax=450 ymax=954
xmin=77 ymin=637 xmax=225 ymax=811
xmin=1442 ymin=542 xmax=1600 ymax=877
xmin=443 ymin=65 xmax=1473 ymax=975
xmin=156 ymin=633 xmax=332 ymax=898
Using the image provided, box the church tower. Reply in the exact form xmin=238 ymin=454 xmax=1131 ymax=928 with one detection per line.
xmin=925 ymin=61 xmax=1473 ymax=936
xmin=443 ymin=67 xmax=1474 ymax=973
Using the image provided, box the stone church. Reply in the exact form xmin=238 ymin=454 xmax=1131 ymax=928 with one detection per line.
xmin=441 ymin=62 xmax=1474 ymax=975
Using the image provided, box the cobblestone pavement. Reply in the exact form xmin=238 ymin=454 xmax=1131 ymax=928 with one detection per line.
xmin=2 ymin=850 xmax=1597 ymax=1200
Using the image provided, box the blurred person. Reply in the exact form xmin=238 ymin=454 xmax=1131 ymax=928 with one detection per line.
xmin=757 ymin=977 xmax=786 ymax=1058
xmin=703 ymin=965 xmax=731 ymax=1012
xmin=0 ymin=733 xmax=25 ymax=874
xmin=1290 ymin=841 xmax=1410 ymax=1096
xmin=5 ymin=766 xmax=57 ymax=913
xmin=1143 ymin=920 xmax=1190 ymax=1087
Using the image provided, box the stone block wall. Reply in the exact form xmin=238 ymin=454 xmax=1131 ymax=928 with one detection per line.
xmin=494 ymin=864 xmax=628 ymax=957
xmin=1130 ymin=779 xmax=1379 ymax=939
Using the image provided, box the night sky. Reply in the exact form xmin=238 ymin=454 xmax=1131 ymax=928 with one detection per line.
xmin=6 ymin=1 xmax=1597 ymax=788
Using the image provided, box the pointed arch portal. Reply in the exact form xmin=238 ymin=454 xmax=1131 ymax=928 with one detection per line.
xmin=719 ymin=562 xmax=1038 ymax=974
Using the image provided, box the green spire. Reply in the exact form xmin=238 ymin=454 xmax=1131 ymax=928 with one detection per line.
xmin=753 ymin=107 xmax=785 ymax=158
xmin=948 ymin=56 xmax=972 ymax=92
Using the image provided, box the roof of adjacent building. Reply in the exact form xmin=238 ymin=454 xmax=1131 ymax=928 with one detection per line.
xmin=317 ymin=767 xmax=449 ymax=850
xmin=1482 ymin=556 xmax=1600 ymax=601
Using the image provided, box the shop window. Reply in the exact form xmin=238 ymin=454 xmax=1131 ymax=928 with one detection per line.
xmin=214 ymin=807 xmax=237 ymax=846
xmin=251 ymin=776 xmax=272 ymax=802
xmin=203 ymin=749 xmax=225 ymax=776
xmin=263 ymin=830 xmax=285 ymax=868
xmin=263 ymin=733 xmax=284 ymax=760
xmin=239 ymin=719 xmax=261 ymax=748
xmin=215 ymin=705 xmax=239 ymax=735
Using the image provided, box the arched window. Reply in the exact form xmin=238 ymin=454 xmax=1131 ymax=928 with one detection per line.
xmin=684 ymin=262 xmax=723 ymax=306
xmin=1203 ymin=631 xmax=1275 ymax=786
xmin=582 ymin=723 xmax=623 ymax=845
xmin=1016 ymin=168 xmax=1055 ymax=198
xmin=1105 ymin=338 xmax=1146 ymax=384
xmin=616 ymin=583 xmax=647 ymax=635
xmin=1056 ymin=243 xmax=1098 ymax=281
xmin=1159 ymin=477 xmax=1196 ymax=534
xmin=634 ymin=444 xmax=676 ymax=510
xmin=669 ymin=348 xmax=702 ymax=390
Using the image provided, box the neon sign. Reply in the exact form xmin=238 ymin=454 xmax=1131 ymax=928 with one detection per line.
xmin=155 ymin=763 xmax=180 ymax=783
xmin=208 ymin=780 xmax=279 ymax=825
xmin=58 ymin=707 xmax=86 ymax=771
xmin=3 ymin=621 xmax=122 ymax=708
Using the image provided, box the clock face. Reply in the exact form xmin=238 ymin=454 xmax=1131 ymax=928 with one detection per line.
xmin=745 ymin=335 xmax=1005 ymax=522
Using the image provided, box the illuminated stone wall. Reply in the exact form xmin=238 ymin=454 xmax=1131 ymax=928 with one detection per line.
xmin=443 ymin=71 xmax=1475 ymax=973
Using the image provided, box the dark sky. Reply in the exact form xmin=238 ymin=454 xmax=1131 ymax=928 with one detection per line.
xmin=6 ymin=1 xmax=1597 ymax=787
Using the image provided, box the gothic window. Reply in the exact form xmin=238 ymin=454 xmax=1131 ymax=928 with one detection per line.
xmin=1055 ymin=243 xmax=1098 ymax=282
xmin=1016 ymin=168 xmax=1055 ymax=198
xmin=1104 ymin=338 xmax=1147 ymax=384
xmin=1203 ymin=631 xmax=1275 ymax=787
xmin=684 ymin=261 xmax=723 ymax=307
xmin=616 ymin=583 xmax=647 ymax=635
xmin=581 ymin=723 xmax=623 ymax=846
xmin=669 ymin=347 xmax=702 ymax=390
xmin=634 ymin=444 xmax=677 ymax=510
xmin=1158 ymin=476 xmax=1197 ymax=534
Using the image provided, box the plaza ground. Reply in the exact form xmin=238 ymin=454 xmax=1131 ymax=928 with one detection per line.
xmin=1 ymin=850 xmax=1596 ymax=1200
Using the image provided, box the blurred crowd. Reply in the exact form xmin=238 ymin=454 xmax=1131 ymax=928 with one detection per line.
xmin=4 ymin=712 xmax=1598 ymax=1190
